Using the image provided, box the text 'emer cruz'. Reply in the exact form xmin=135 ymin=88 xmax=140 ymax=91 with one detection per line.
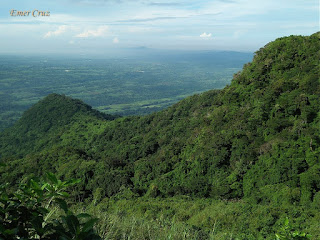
xmin=10 ymin=10 xmax=50 ymax=17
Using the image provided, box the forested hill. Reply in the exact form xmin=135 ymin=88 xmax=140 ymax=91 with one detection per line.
xmin=0 ymin=32 xmax=319 ymax=207
xmin=0 ymin=93 xmax=116 ymax=157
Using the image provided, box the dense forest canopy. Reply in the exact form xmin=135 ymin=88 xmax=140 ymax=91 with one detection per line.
xmin=0 ymin=32 xmax=319 ymax=239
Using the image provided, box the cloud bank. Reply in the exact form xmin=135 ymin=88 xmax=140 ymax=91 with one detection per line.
xmin=75 ymin=26 xmax=109 ymax=38
xmin=44 ymin=25 xmax=67 ymax=38
xmin=200 ymin=32 xmax=212 ymax=38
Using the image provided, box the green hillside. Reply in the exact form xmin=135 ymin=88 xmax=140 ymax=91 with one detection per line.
xmin=0 ymin=93 xmax=116 ymax=158
xmin=0 ymin=32 xmax=319 ymax=239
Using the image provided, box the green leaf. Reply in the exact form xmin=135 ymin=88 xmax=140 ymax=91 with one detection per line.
xmin=284 ymin=217 xmax=289 ymax=226
xmin=46 ymin=172 xmax=58 ymax=184
xmin=65 ymin=214 xmax=80 ymax=235
xmin=55 ymin=198 xmax=69 ymax=213
xmin=58 ymin=192 xmax=70 ymax=197
xmin=41 ymin=183 xmax=49 ymax=190
xmin=30 ymin=179 xmax=41 ymax=189
xmin=82 ymin=218 xmax=99 ymax=233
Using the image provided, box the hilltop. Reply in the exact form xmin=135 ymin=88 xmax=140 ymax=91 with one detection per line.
xmin=0 ymin=93 xmax=116 ymax=157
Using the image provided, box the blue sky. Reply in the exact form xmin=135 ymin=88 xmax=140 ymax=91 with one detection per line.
xmin=0 ymin=0 xmax=318 ymax=55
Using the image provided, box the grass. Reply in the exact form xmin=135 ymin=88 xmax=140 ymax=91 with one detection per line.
xmin=72 ymin=197 xmax=319 ymax=240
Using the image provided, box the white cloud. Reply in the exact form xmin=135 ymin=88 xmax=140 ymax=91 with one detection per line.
xmin=200 ymin=32 xmax=212 ymax=38
xmin=113 ymin=37 xmax=119 ymax=43
xmin=44 ymin=25 xmax=67 ymax=38
xmin=75 ymin=26 xmax=109 ymax=38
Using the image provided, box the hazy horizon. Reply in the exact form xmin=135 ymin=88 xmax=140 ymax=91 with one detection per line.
xmin=0 ymin=47 xmax=255 ymax=60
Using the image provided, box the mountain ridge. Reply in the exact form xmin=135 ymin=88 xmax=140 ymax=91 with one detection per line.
xmin=0 ymin=32 xmax=319 ymax=203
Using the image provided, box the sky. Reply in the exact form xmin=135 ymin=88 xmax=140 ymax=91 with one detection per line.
xmin=0 ymin=0 xmax=319 ymax=55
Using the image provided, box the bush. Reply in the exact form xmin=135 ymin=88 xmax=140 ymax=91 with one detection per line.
xmin=0 ymin=172 xmax=101 ymax=240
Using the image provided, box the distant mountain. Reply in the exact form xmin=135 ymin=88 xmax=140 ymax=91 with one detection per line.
xmin=15 ymin=93 xmax=114 ymax=132
xmin=121 ymin=48 xmax=253 ymax=67
xmin=0 ymin=33 xmax=319 ymax=206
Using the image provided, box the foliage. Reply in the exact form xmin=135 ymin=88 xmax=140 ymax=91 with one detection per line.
xmin=275 ymin=218 xmax=312 ymax=240
xmin=0 ymin=172 xmax=101 ymax=240
xmin=0 ymin=32 xmax=319 ymax=237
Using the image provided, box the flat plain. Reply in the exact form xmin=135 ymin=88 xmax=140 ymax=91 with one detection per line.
xmin=0 ymin=51 xmax=252 ymax=131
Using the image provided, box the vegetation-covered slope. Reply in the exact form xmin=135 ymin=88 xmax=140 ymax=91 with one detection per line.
xmin=0 ymin=93 xmax=116 ymax=158
xmin=0 ymin=32 xmax=319 ymax=238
